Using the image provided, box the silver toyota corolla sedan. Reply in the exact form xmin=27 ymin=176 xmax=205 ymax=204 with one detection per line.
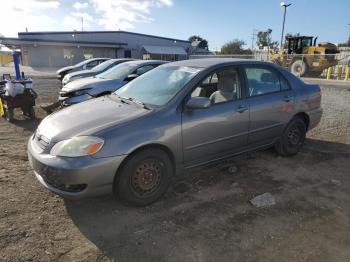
xmin=28 ymin=58 xmax=322 ymax=206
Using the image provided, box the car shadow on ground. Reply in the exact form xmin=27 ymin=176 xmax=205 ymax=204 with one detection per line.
xmin=8 ymin=117 xmax=42 ymax=132
xmin=64 ymin=138 xmax=350 ymax=261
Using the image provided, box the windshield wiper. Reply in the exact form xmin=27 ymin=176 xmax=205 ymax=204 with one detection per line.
xmin=115 ymin=95 xmax=130 ymax=104
xmin=127 ymin=97 xmax=150 ymax=110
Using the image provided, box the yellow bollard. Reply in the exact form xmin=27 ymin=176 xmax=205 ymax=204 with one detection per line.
xmin=336 ymin=65 xmax=342 ymax=79
xmin=345 ymin=67 xmax=350 ymax=81
xmin=326 ymin=67 xmax=333 ymax=80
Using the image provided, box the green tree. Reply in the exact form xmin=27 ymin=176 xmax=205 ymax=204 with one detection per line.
xmin=256 ymin=29 xmax=278 ymax=49
xmin=220 ymin=39 xmax=252 ymax=54
xmin=188 ymin=35 xmax=209 ymax=49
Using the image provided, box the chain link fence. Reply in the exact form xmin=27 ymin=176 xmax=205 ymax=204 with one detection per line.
xmin=189 ymin=47 xmax=350 ymax=80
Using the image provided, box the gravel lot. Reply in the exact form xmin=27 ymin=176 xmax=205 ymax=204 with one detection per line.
xmin=0 ymin=76 xmax=350 ymax=262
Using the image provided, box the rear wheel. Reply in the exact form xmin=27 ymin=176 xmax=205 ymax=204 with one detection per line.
xmin=115 ymin=148 xmax=173 ymax=206
xmin=290 ymin=60 xmax=308 ymax=77
xmin=275 ymin=117 xmax=306 ymax=156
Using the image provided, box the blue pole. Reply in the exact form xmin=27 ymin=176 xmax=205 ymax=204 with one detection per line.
xmin=13 ymin=52 xmax=21 ymax=80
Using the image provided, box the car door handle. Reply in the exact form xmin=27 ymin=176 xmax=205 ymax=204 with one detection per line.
xmin=236 ymin=105 xmax=248 ymax=113
xmin=283 ymin=95 xmax=293 ymax=102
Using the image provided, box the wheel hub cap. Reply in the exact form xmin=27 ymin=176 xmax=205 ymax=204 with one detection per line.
xmin=288 ymin=126 xmax=301 ymax=146
xmin=131 ymin=159 xmax=162 ymax=195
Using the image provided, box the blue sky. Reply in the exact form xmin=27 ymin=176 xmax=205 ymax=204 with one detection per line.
xmin=0 ymin=0 xmax=349 ymax=50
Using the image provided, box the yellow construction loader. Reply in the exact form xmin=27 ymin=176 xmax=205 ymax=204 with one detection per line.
xmin=270 ymin=36 xmax=339 ymax=77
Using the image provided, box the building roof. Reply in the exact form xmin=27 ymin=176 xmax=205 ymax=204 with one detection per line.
xmin=141 ymin=45 xmax=187 ymax=55
xmin=0 ymin=37 xmax=127 ymax=48
xmin=18 ymin=30 xmax=190 ymax=44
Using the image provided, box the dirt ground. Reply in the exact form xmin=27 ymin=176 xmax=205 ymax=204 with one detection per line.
xmin=0 ymin=76 xmax=350 ymax=262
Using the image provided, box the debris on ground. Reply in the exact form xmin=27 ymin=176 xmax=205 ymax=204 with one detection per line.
xmin=173 ymin=182 xmax=190 ymax=194
xmin=250 ymin=193 xmax=276 ymax=208
xmin=330 ymin=179 xmax=341 ymax=186
xmin=228 ymin=165 xmax=238 ymax=174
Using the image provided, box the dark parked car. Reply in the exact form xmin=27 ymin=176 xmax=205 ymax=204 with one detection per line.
xmin=62 ymin=58 xmax=134 ymax=86
xmin=58 ymin=60 xmax=167 ymax=106
xmin=56 ymin=58 xmax=110 ymax=80
xmin=28 ymin=58 xmax=322 ymax=206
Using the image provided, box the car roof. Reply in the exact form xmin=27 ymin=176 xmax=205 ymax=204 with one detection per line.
xmin=121 ymin=60 xmax=168 ymax=66
xmin=163 ymin=58 xmax=272 ymax=68
xmin=84 ymin=57 xmax=110 ymax=63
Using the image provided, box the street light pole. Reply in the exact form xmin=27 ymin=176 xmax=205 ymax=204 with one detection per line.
xmin=280 ymin=2 xmax=292 ymax=48
xmin=348 ymin=23 xmax=350 ymax=46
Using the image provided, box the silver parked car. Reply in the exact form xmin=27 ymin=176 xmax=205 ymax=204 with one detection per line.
xmin=56 ymin=58 xmax=110 ymax=80
xmin=59 ymin=60 xmax=167 ymax=106
xmin=62 ymin=58 xmax=134 ymax=86
xmin=28 ymin=58 xmax=322 ymax=206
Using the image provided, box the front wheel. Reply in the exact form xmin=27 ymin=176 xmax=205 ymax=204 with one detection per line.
xmin=115 ymin=149 xmax=173 ymax=206
xmin=290 ymin=60 xmax=308 ymax=77
xmin=275 ymin=117 xmax=306 ymax=156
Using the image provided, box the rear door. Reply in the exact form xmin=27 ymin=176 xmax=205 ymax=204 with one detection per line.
xmin=243 ymin=65 xmax=295 ymax=147
xmin=182 ymin=66 xmax=249 ymax=167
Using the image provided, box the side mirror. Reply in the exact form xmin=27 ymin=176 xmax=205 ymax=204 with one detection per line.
xmin=125 ymin=74 xmax=139 ymax=81
xmin=186 ymin=97 xmax=211 ymax=110
xmin=82 ymin=64 xmax=87 ymax=70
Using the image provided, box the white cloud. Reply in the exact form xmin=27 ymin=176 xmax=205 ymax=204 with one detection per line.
xmin=73 ymin=2 xmax=89 ymax=10
xmin=0 ymin=0 xmax=60 ymax=36
xmin=92 ymin=0 xmax=173 ymax=30
xmin=63 ymin=11 xmax=93 ymax=30
xmin=0 ymin=0 xmax=174 ymax=36
xmin=63 ymin=16 xmax=82 ymax=31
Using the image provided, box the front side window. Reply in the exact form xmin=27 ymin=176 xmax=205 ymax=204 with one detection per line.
xmin=86 ymin=60 xmax=99 ymax=69
xmin=191 ymin=67 xmax=241 ymax=105
xmin=245 ymin=67 xmax=286 ymax=97
xmin=135 ymin=65 xmax=156 ymax=75
xmin=115 ymin=66 xmax=200 ymax=106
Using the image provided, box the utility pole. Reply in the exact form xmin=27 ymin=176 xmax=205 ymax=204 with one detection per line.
xmin=348 ymin=23 xmax=350 ymax=46
xmin=81 ymin=17 xmax=84 ymax=31
xmin=280 ymin=2 xmax=292 ymax=48
xmin=251 ymin=29 xmax=258 ymax=50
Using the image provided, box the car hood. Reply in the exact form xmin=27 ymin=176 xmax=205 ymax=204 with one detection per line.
xmin=61 ymin=77 xmax=125 ymax=93
xmin=37 ymin=95 xmax=150 ymax=142
xmin=57 ymin=66 xmax=75 ymax=74
xmin=66 ymin=70 xmax=95 ymax=79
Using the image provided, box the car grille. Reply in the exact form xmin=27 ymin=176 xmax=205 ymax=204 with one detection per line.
xmin=59 ymin=91 xmax=72 ymax=98
xmin=34 ymin=132 xmax=50 ymax=150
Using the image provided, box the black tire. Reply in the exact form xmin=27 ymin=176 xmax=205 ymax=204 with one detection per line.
xmin=28 ymin=107 xmax=36 ymax=119
xmin=5 ymin=108 xmax=14 ymax=122
xmin=290 ymin=60 xmax=308 ymax=77
xmin=275 ymin=117 xmax=306 ymax=156
xmin=115 ymin=148 xmax=173 ymax=206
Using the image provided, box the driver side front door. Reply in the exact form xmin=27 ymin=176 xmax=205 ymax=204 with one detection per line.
xmin=181 ymin=66 xmax=249 ymax=167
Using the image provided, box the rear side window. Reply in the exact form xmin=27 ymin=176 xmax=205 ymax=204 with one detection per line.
xmin=244 ymin=67 xmax=289 ymax=97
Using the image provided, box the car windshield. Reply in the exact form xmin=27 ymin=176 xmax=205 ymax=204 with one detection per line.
xmin=91 ymin=60 xmax=116 ymax=72
xmin=97 ymin=63 xmax=134 ymax=80
xmin=75 ymin=59 xmax=92 ymax=67
xmin=115 ymin=66 xmax=200 ymax=106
